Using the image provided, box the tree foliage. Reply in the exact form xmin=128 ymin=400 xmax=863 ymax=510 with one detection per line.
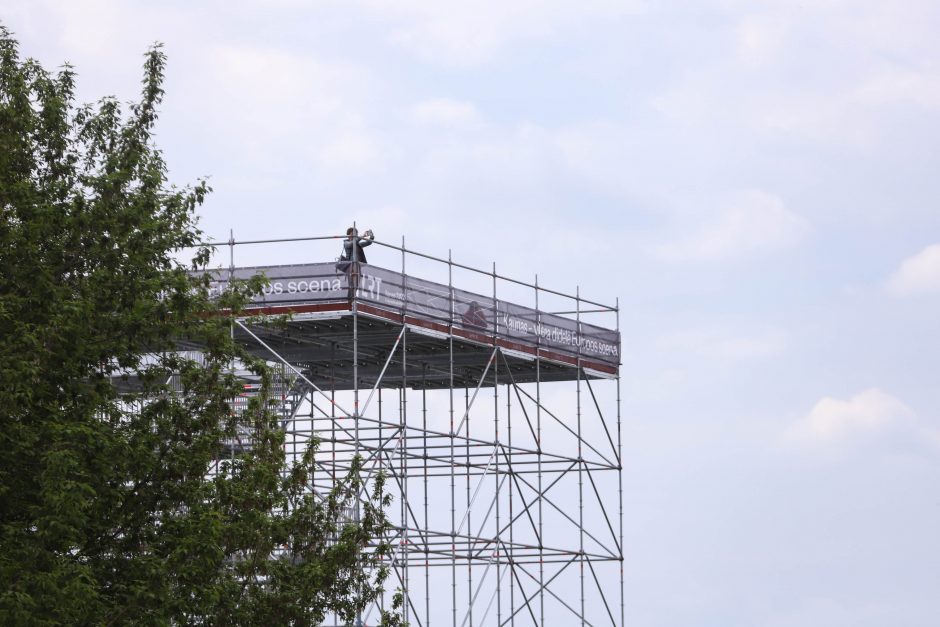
xmin=0 ymin=27 xmax=401 ymax=625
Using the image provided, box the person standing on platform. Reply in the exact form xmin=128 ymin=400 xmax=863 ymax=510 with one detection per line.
xmin=338 ymin=226 xmax=374 ymax=301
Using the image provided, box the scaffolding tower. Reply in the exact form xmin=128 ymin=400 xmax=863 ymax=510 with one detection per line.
xmin=200 ymin=233 xmax=623 ymax=626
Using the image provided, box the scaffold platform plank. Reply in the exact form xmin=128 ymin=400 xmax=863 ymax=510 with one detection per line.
xmin=201 ymin=262 xmax=620 ymax=388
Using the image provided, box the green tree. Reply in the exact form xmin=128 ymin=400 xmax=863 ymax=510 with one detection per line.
xmin=0 ymin=27 xmax=402 ymax=625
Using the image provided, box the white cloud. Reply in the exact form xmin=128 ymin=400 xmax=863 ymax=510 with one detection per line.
xmin=654 ymin=190 xmax=810 ymax=260
xmin=888 ymin=243 xmax=940 ymax=296
xmin=655 ymin=2 xmax=940 ymax=149
xmin=200 ymin=45 xmax=352 ymax=137
xmin=855 ymin=66 xmax=940 ymax=111
xmin=801 ymin=388 xmax=914 ymax=441
xmin=706 ymin=336 xmax=783 ymax=360
xmin=411 ymin=98 xmax=481 ymax=127
xmin=786 ymin=388 xmax=939 ymax=452
xmin=660 ymin=330 xmax=785 ymax=361
xmin=744 ymin=65 xmax=940 ymax=149
xmin=358 ymin=0 xmax=640 ymax=66
xmin=175 ymin=44 xmax=387 ymax=176
xmin=314 ymin=130 xmax=383 ymax=172
xmin=735 ymin=14 xmax=792 ymax=69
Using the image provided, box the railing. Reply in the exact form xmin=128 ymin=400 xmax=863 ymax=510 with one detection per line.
xmin=196 ymin=232 xmax=621 ymax=368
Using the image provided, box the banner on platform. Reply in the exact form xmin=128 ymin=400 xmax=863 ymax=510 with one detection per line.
xmin=201 ymin=262 xmax=620 ymax=367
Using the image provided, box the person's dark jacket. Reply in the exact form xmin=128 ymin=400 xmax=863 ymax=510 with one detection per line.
xmin=341 ymin=236 xmax=373 ymax=264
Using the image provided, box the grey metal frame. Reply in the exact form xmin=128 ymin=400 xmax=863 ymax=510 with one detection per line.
xmin=212 ymin=231 xmax=623 ymax=626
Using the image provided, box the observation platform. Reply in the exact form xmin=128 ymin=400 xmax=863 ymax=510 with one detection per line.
xmin=202 ymin=261 xmax=620 ymax=390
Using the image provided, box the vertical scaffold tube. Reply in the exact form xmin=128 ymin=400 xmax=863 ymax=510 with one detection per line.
xmin=353 ymin=222 xmax=359 ymax=460
xmin=353 ymin=226 xmax=361 ymax=627
xmin=330 ymin=344 xmax=336 ymax=484
xmin=492 ymin=261 xmax=501 ymax=626
xmin=506 ymin=379 xmax=514 ymax=626
xmin=617 ymin=296 xmax=624 ymax=627
xmin=465 ymin=384 xmax=472 ymax=627
xmin=577 ymin=285 xmax=585 ymax=626
xmin=400 ymin=235 xmax=409 ymax=623
xmin=448 ymin=249 xmax=457 ymax=627
xmin=535 ymin=274 xmax=544 ymax=627
xmin=423 ymin=366 xmax=429 ymax=625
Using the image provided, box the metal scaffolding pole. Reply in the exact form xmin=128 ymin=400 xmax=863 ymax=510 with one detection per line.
xmin=492 ymin=261 xmax=501 ymax=627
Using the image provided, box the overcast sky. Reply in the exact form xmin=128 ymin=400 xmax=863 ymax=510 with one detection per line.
xmin=6 ymin=1 xmax=940 ymax=625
